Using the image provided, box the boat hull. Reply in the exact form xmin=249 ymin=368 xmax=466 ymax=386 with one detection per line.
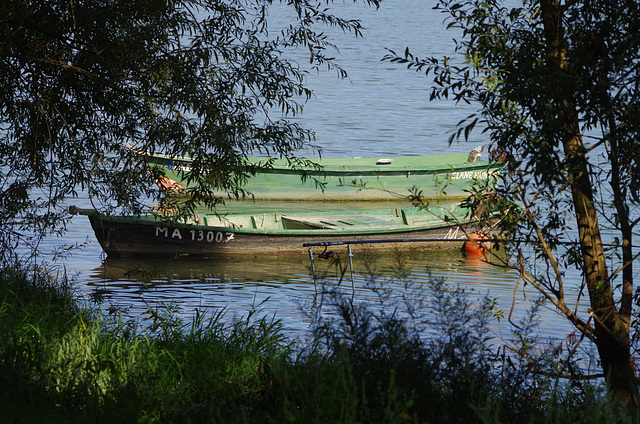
xmin=84 ymin=211 xmax=499 ymax=258
xmin=143 ymin=152 xmax=502 ymax=201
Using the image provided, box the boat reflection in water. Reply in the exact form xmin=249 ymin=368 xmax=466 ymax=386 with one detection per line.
xmin=83 ymin=249 xmax=514 ymax=335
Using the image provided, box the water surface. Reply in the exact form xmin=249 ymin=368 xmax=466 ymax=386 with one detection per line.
xmin=53 ymin=0 xmax=588 ymax=352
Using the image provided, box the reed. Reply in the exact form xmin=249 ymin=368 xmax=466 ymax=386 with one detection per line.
xmin=0 ymin=261 xmax=636 ymax=423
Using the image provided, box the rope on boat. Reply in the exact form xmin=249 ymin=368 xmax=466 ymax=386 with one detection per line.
xmin=306 ymin=244 xmax=357 ymax=296
xmin=302 ymin=238 xmax=502 ymax=247
xmin=348 ymin=244 xmax=355 ymax=295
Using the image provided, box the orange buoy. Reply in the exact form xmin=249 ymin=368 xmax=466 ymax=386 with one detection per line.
xmin=464 ymin=232 xmax=490 ymax=255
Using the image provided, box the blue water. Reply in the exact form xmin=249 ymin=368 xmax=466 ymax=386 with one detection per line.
xmin=49 ymin=0 xmax=591 ymax=356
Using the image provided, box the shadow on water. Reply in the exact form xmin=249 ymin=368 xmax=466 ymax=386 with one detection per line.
xmin=80 ymin=249 xmax=533 ymax=335
xmin=86 ymin=249 xmax=513 ymax=288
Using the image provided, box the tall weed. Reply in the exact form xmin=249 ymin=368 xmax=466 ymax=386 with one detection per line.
xmin=1 ymin=259 xmax=636 ymax=423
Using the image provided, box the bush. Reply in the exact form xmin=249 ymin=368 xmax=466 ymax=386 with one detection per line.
xmin=0 ymin=261 xmax=636 ymax=423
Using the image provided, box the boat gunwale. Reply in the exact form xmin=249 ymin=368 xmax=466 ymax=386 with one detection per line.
xmin=80 ymin=209 xmax=487 ymax=237
xmin=142 ymin=152 xmax=502 ymax=173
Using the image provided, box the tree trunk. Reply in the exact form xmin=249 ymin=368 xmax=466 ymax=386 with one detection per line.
xmin=539 ymin=0 xmax=639 ymax=409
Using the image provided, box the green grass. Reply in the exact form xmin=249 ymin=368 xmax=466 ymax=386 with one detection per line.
xmin=0 ymin=262 xmax=637 ymax=423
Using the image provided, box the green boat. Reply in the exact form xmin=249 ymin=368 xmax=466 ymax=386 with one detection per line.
xmin=138 ymin=148 xmax=502 ymax=201
xmin=73 ymin=201 xmax=500 ymax=258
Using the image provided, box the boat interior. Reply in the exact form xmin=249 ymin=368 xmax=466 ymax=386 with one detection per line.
xmin=195 ymin=206 xmax=465 ymax=231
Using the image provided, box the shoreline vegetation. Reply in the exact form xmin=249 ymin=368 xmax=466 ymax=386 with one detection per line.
xmin=0 ymin=261 xmax=636 ymax=423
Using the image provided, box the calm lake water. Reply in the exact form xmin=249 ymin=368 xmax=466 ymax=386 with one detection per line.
xmin=48 ymin=1 xmax=589 ymax=352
